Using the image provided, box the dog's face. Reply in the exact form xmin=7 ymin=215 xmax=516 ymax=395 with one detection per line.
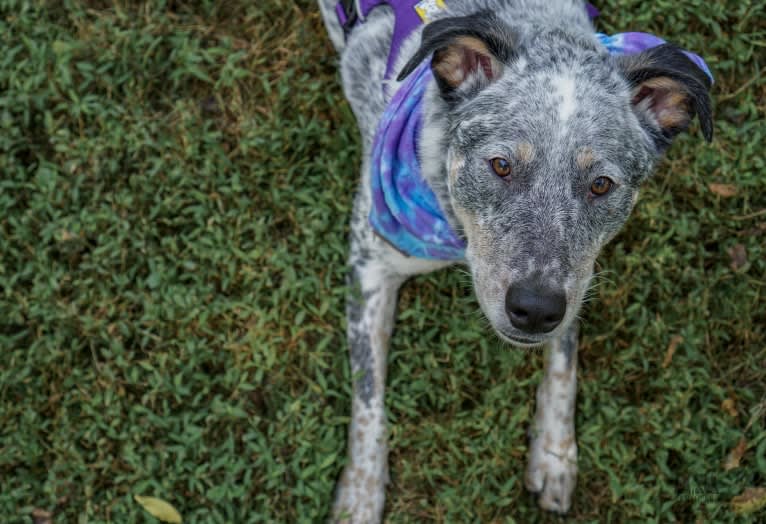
xmin=401 ymin=13 xmax=713 ymax=346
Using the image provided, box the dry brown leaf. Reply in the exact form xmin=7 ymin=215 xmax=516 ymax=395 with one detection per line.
xmin=58 ymin=230 xmax=76 ymax=241
xmin=662 ymin=335 xmax=683 ymax=368
xmin=723 ymin=437 xmax=747 ymax=471
xmin=709 ymin=183 xmax=738 ymax=197
xmin=721 ymin=398 xmax=738 ymax=418
xmin=728 ymin=244 xmax=748 ymax=271
xmin=738 ymin=222 xmax=766 ymax=237
xmin=31 ymin=509 xmax=53 ymax=524
xmin=731 ymin=487 xmax=766 ymax=515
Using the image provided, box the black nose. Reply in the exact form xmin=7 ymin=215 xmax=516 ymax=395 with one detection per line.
xmin=505 ymin=285 xmax=566 ymax=334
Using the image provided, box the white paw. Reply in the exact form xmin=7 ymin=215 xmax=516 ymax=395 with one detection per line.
xmin=331 ymin=464 xmax=386 ymax=523
xmin=525 ymin=436 xmax=577 ymax=513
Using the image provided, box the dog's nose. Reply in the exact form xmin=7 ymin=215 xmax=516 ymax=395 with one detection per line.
xmin=505 ymin=285 xmax=566 ymax=334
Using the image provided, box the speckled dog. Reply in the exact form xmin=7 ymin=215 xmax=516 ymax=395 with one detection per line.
xmin=318 ymin=0 xmax=712 ymax=520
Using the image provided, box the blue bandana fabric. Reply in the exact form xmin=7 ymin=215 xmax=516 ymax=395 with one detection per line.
xmin=368 ymin=11 xmax=714 ymax=261
xmin=596 ymin=32 xmax=714 ymax=83
xmin=368 ymin=62 xmax=467 ymax=260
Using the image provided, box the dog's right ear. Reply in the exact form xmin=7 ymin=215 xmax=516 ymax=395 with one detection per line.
xmin=398 ymin=11 xmax=517 ymax=102
xmin=616 ymin=44 xmax=714 ymax=149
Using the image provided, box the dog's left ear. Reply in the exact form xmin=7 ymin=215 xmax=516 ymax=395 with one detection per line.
xmin=616 ymin=43 xmax=713 ymax=149
xmin=398 ymin=11 xmax=516 ymax=102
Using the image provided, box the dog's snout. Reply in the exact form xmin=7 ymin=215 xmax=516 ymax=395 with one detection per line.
xmin=505 ymin=284 xmax=566 ymax=334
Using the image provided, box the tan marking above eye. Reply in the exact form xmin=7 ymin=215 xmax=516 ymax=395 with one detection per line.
xmin=516 ymin=142 xmax=535 ymax=163
xmin=576 ymin=147 xmax=595 ymax=170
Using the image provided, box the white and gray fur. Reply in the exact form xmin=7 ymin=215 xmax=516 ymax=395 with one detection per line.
xmin=318 ymin=0 xmax=712 ymax=521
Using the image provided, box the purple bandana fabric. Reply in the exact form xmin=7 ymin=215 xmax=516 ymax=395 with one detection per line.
xmin=595 ymin=32 xmax=714 ymax=83
xmin=368 ymin=62 xmax=467 ymax=260
xmin=367 ymin=3 xmax=714 ymax=261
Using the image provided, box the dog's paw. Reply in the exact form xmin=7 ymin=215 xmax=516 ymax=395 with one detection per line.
xmin=331 ymin=465 xmax=386 ymax=524
xmin=525 ymin=437 xmax=577 ymax=513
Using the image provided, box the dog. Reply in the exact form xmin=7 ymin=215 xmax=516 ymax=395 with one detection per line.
xmin=318 ymin=0 xmax=713 ymax=520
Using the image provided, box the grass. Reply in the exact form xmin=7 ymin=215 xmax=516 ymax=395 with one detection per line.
xmin=0 ymin=0 xmax=764 ymax=522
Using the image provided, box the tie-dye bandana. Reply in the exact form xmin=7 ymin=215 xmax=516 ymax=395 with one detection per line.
xmin=368 ymin=8 xmax=713 ymax=261
xmin=368 ymin=62 xmax=466 ymax=260
xmin=596 ymin=32 xmax=713 ymax=83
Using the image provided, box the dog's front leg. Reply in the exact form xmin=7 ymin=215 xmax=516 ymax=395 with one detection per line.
xmin=332 ymin=255 xmax=403 ymax=524
xmin=525 ymin=322 xmax=579 ymax=513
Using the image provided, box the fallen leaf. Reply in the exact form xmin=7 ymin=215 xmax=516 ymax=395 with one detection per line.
xmin=731 ymin=487 xmax=766 ymax=515
xmin=31 ymin=508 xmax=53 ymax=524
xmin=723 ymin=437 xmax=747 ymax=471
xmin=662 ymin=335 xmax=683 ymax=368
xmin=721 ymin=398 xmax=738 ymax=418
xmin=738 ymin=222 xmax=766 ymax=237
xmin=58 ymin=230 xmax=76 ymax=241
xmin=728 ymin=244 xmax=748 ymax=271
xmin=134 ymin=495 xmax=182 ymax=523
xmin=709 ymin=183 xmax=738 ymax=197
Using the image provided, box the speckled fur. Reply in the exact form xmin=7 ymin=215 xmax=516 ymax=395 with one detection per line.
xmin=318 ymin=1 xmax=712 ymax=521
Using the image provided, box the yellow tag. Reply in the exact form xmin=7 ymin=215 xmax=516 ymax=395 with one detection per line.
xmin=415 ymin=0 xmax=446 ymax=23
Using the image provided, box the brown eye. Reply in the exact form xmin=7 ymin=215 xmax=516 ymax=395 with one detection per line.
xmin=490 ymin=157 xmax=512 ymax=177
xmin=590 ymin=176 xmax=614 ymax=196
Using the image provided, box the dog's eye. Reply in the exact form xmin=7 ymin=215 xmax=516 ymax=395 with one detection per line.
xmin=590 ymin=176 xmax=614 ymax=196
xmin=490 ymin=157 xmax=512 ymax=177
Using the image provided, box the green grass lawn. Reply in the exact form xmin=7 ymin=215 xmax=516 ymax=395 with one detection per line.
xmin=1 ymin=0 xmax=764 ymax=522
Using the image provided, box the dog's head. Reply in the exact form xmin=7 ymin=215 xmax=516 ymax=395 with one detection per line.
xmin=400 ymin=12 xmax=713 ymax=347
